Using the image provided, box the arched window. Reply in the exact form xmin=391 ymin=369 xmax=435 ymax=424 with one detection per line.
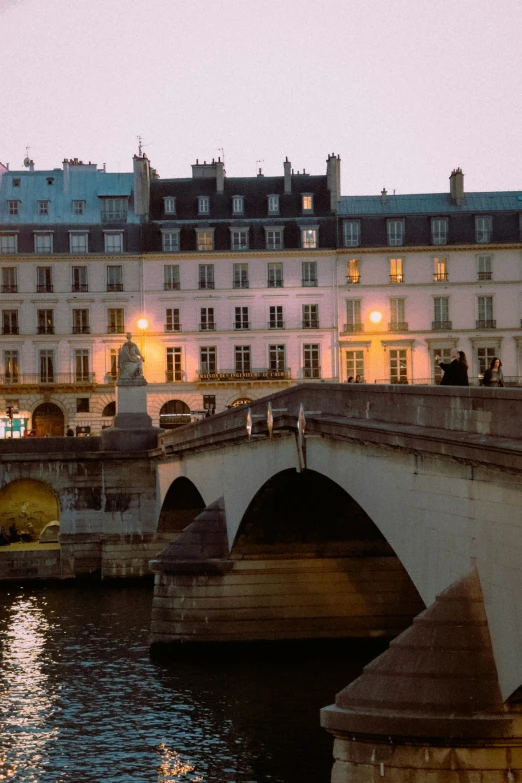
xmin=32 ymin=402 xmax=64 ymax=437
xmin=102 ymin=401 xmax=116 ymax=417
xmin=231 ymin=397 xmax=253 ymax=408
xmin=159 ymin=399 xmax=191 ymax=429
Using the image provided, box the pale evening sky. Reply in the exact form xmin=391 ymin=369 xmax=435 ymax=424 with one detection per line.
xmin=1 ymin=0 xmax=521 ymax=196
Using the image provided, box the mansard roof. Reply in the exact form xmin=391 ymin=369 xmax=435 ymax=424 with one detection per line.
xmin=339 ymin=191 xmax=522 ymax=216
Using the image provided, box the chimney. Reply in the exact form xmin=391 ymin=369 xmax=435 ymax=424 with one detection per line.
xmin=133 ymin=154 xmax=151 ymax=217
xmin=381 ymin=188 xmax=389 ymax=205
xmin=449 ymin=168 xmax=464 ymax=205
xmin=284 ymin=157 xmax=291 ymax=194
xmin=326 ymin=153 xmax=341 ymax=212
xmin=63 ymin=159 xmax=70 ymax=194
xmin=215 ymin=158 xmax=225 ymax=193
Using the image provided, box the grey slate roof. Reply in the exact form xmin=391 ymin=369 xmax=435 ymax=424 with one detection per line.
xmin=338 ymin=192 xmax=522 ymax=216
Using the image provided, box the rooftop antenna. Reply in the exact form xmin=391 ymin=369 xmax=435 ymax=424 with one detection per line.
xmin=256 ymin=159 xmax=264 ymax=174
xmin=217 ymin=148 xmax=225 ymax=167
xmin=137 ymin=135 xmax=147 ymax=156
xmin=23 ymin=146 xmax=31 ymax=168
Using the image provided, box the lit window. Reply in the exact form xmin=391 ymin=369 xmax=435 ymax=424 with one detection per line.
xmin=72 ymin=200 xmax=85 ymax=215
xmin=231 ymin=228 xmax=248 ymax=250
xmin=301 ymin=228 xmax=318 ymax=249
xmin=164 ymin=197 xmax=176 ymax=215
xmin=475 ymin=216 xmax=492 ymax=243
xmin=389 ymin=257 xmax=403 ymax=283
xmin=433 ymin=257 xmax=448 ymax=282
xmin=346 ymin=258 xmax=360 ymax=284
xmin=232 ymin=196 xmax=244 ymax=214
xmin=197 ymin=230 xmax=213 ymax=251
xmin=69 ymin=232 xmax=88 ymax=254
xmin=38 ymin=201 xmax=50 ymax=216
xmin=387 ymin=220 xmax=404 ymax=246
xmin=267 ymin=195 xmax=279 ymax=214
xmin=302 ymin=194 xmax=313 ymax=213
xmin=198 ymin=196 xmax=210 ymax=215
xmin=343 ymin=220 xmax=360 ymax=247
xmin=104 ymin=232 xmax=123 ymax=253
xmin=34 ymin=233 xmax=53 ymax=254
xmin=431 ymin=218 xmax=448 ymax=245
xmin=161 ymin=230 xmax=180 ymax=252
xmin=0 ymin=235 xmax=17 ymax=254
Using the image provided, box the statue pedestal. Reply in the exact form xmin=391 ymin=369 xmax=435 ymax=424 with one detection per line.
xmin=101 ymin=378 xmax=163 ymax=452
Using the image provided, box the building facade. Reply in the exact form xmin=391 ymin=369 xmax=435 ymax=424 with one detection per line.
xmin=0 ymin=152 xmax=521 ymax=437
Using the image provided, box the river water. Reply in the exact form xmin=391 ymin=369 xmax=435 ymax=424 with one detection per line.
xmin=0 ymin=583 xmax=385 ymax=783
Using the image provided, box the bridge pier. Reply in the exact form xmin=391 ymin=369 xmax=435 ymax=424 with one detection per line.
xmin=321 ymin=570 xmax=522 ymax=782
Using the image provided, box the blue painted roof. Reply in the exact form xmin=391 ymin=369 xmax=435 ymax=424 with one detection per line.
xmin=338 ymin=192 xmax=522 ymax=216
xmin=0 ymin=163 xmax=137 ymax=224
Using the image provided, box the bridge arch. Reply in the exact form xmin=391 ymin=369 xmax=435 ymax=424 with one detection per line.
xmin=157 ymin=476 xmax=205 ymax=536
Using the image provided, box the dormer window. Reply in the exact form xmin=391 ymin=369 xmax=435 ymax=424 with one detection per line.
xmin=46 ymin=177 xmax=54 ymax=186
xmin=232 ymin=196 xmax=244 ymax=215
xmin=38 ymin=200 xmax=50 ymax=216
xmin=12 ymin=179 xmax=20 ymax=188
xmin=387 ymin=219 xmax=404 ymax=246
xmin=268 ymin=195 xmax=280 ymax=215
xmin=198 ymin=196 xmax=210 ymax=215
xmin=164 ymin=196 xmax=176 ymax=215
xmin=8 ymin=201 xmax=19 ymax=216
xmin=302 ymin=194 xmax=313 ymax=213
xmin=475 ymin=216 xmax=492 ymax=243
xmin=72 ymin=200 xmax=85 ymax=215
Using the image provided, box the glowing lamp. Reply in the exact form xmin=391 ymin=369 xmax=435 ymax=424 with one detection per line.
xmin=137 ymin=318 xmax=148 ymax=330
xmin=369 ymin=310 xmax=383 ymax=324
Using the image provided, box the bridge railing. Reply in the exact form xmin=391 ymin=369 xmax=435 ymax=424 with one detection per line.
xmin=374 ymin=377 xmax=522 ymax=387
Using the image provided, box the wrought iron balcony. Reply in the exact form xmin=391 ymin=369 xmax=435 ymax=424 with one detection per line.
xmin=478 ymin=272 xmax=492 ymax=281
xmin=164 ymin=323 xmax=182 ymax=332
xmin=388 ymin=321 xmax=409 ymax=331
xmin=432 ymin=320 xmax=452 ymax=330
xmin=302 ymin=279 xmax=318 ymax=287
xmin=268 ymin=321 xmax=285 ymax=329
xmin=433 ymin=272 xmax=448 ymax=282
xmin=233 ymin=280 xmax=249 ymax=289
xmin=476 ymin=320 xmax=496 ymax=329
xmin=1 ymin=373 xmax=95 ymax=387
xmin=106 ymin=283 xmax=123 ymax=292
xmin=198 ymin=281 xmax=215 ymax=290
xmin=2 ymin=326 xmax=19 ymax=335
xmin=165 ymin=371 xmax=184 ymax=382
xmin=198 ymin=368 xmax=291 ymax=382
xmin=72 ymin=326 xmax=91 ymax=334
xmin=36 ymin=284 xmax=53 ymax=293
xmin=343 ymin=323 xmax=364 ymax=333
xmin=346 ymin=274 xmax=360 ymax=284
xmin=199 ymin=322 xmax=216 ymax=331
xmin=267 ymin=280 xmax=283 ymax=288
xmin=37 ymin=325 xmax=54 ymax=334
xmin=101 ymin=210 xmax=127 ymax=224
xmin=1 ymin=285 xmax=17 ymax=293
xmin=389 ymin=275 xmax=404 ymax=283
xmin=233 ymin=322 xmax=250 ymax=330
xmin=72 ymin=284 xmax=88 ymax=292
xmin=303 ymin=369 xmax=321 ymax=379
xmin=164 ymin=282 xmax=180 ymax=291
xmin=107 ymin=325 xmax=125 ymax=334
xmin=302 ymin=320 xmax=319 ymax=329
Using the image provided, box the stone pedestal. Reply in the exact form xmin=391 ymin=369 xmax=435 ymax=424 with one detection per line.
xmin=101 ymin=378 xmax=163 ymax=452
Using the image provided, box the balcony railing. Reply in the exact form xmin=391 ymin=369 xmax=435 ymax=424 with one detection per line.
xmin=388 ymin=321 xmax=409 ymax=331
xmin=72 ymin=326 xmax=91 ymax=334
xmin=2 ymin=326 xmax=19 ymax=335
xmin=266 ymin=242 xmax=282 ymax=251
xmin=198 ymin=368 xmax=291 ymax=382
xmin=36 ymin=284 xmax=53 ymax=293
xmin=1 ymin=285 xmax=17 ymax=293
xmin=107 ymin=325 xmax=125 ymax=334
xmin=198 ymin=281 xmax=215 ymax=290
xmin=346 ymin=274 xmax=360 ymax=284
xmin=268 ymin=321 xmax=285 ymax=329
xmin=72 ymin=284 xmax=88 ymax=292
xmin=164 ymin=282 xmax=180 ymax=291
xmin=343 ymin=323 xmax=364 ymax=333
xmin=233 ymin=280 xmax=249 ymax=289
xmin=389 ymin=275 xmax=404 ymax=283
xmin=1 ymin=373 xmax=95 ymax=386
xmin=476 ymin=320 xmax=496 ymax=329
xmin=302 ymin=320 xmax=319 ymax=329
xmin=478 ymin=272 xmax=492 ymax=281
xmin=199 ymin=322 xmax=216 ymax=331
xmin=37 ymin=325 xmax=54 ymax=334
xmin=302 ymin=279 xmax=318 ymax=287
xmin=165 ymin=371 xmax=184 ymax=382
xmin=303 ymin=369 xmax=321 ymax=379
xmin=433 ymin=272 xmax=448 ymax=282
xmin=267 ymin=280 xmax=283 ymax=288
xmin=432 ymin=320 xmax=452 ymax=330
xmin=164 ymin=323 xmax=182 ymax=332
xmin=106 ymin=283 xmax=123 ymax=292
xmin=233 ymin=322 xmax=250 ymax=330
xmin=101 ymin=210 xmax=128 ymax=223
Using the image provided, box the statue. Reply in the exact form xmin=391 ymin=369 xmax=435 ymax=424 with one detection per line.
xmin=118 ymin=333 xmax=145 ymax=380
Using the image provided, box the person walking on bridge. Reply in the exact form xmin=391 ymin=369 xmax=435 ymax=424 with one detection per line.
xmin=481 ymin=357 xmax=504 ymax=387
xmin=435 ymin=348 xmax=469 ymax=386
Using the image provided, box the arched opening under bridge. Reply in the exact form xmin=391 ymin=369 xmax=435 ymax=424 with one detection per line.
xmin=157 ymin=477 xmax=205 ymax=536
xmin=0 ymin=479 xmax=60 ymax=543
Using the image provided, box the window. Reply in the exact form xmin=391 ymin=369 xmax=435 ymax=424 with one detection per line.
xmin=199 ymin=307 xmax=215 ymax=331
xmin=231 ymin=228 xmax=249 ymax=251
xmin=389 ymin=298 xmax=406 ymax=331
xmin=12 ymin=179 xmax=20 ymax=188
xmin=302 ymin=194 xmax=313 ymax=213
xmin=166 ymin=347 xmax=183 ymax=381
xmin=477 ymin=254 xmax=492 ymax=281
xmin=164 ymin=197 xmax=176 ymax=215
xmin=69 ymin=232 xmax=88 ymax=254
xmin=431 ymin=218 xmax=448 ymax=245
xmin=269 ymin=305 xmax=284 ymax=329
xmin=432 ymin=297 xmax=451 ymax=330
xmin=346 ymin=350 xmax=364 ymax=381
xmin=387 ymin=220 xmax=404 ymax=246
xmin=72 ymin=266 xmax=88 ymax=292
xmin=346 ymin=258 xmax=360 ymax=284
xmin=267 ymin=195 xmax=279 ymax=214
xmin=232 ymin=196 xmax=244 ymax=215
xmin=165 ymin=308 xmax=181 ymax=332
xmin=265 ymin=228 xmax=283 ymax=250
xmin=72 ymin=200 xmax=85 ymax=215
xmin=72 ymin=309 xmax=90 ymax=334
xmin=198 ymin=196 xmax=210 ymax=215
xmin=34 ymin=233 xmax=53 ymax=254
xmin=0 ymin=235 xmax=17 ymax=254
xmin=108 ymin=348 xmax=118 ymax=379
xmin=2 ymin=310 xmax=18 ymax=335
xmin=36 ymin=266 xmax=52 ymax=292
xmin=343 ymin=220 xmax=360 ymax=247
xmin=101 ymin=197 xmax=128 ymax=222
xmin=39 ymin=350 xmax=54 ymax=383
xmin=433 ymin=347 xmax=453 ymax=383
xmin=107 ymin=265 xmax=123 ymax=291
xmin=76 ymin=396 xmax=90 ymax=412
xmin=37 ymin=309 xmax=54 ymax=335
xmin=345 ymin=300 xmax=362 ymax=333
xmin=301 ymin=228 xmax=318 ymax=249
xmin=4 ymin=350 xmax=19 ymax=383
xmin=233 ymin=263 xmax=249 ymax=289
xmin=389 ymin=349 xmax=408 ymax=384
xmin=302 ymin=304 xmax=319 ymax=329
xmin=303 ymin=344 xmax=320 ymax=378
xmin=302 ymin=261 xmax=317 ymax=287
xmin=477 ymin=346 xmax=497 ymax=375
xmin=38 ymin=200 xmax=49 ymax=216
xmin=197 ymin=230 xmax=213 ymax=251
xmin=162 ymin=230 xmax=180 ymax=252
xmin=269 ymin=344 xmax=286 ymax=372
xmin=268 ymin=262 xmax=283 ymax=288
xmin=475 ymin=216 xmax=492 ymax=243
xmin=235 ymin=345 xmax=251 ymax=373
xmin=164 ymin=264 xmax=180 ymax=290
xmin=203 ymin=395 xmax=216 ymax=411
xmin=8 ymin=201 xmax=19 ymax=216
xmin=234 ymin=306 xmax=249 ymax=330
xmin=200 ymin=346 xmax=217 ymax=374
xmin=104 ymin=232 xmax=123 ymax=253
xmin=2 ymin=267 xmax=17 ymax=293
xmin=75 ymin=351 xmax=90 ymax=383
xmin=198 ymin=264 xmax=214 ymax=289
xmin=477 ymin=296 xmax=495 ymax=328
xmin=389 ymin=257 xmax=403 ymax=283
xmin=433 ymin=257 xmax=448 ymax=282
xmin=107 ymin=308 xmax=124 ymax=334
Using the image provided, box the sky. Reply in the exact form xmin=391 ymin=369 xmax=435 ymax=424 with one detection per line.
xmin=1 ymin=0 xmax=521 ymax=195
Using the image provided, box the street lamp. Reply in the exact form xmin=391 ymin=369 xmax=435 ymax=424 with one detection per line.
xmin=369 ymin=310 xmax=383 ymax=325
xmin=137 ymin=318 xmax=148 ymax=353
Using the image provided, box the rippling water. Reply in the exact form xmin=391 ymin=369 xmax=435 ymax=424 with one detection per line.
xmin=0 ymin=584 xmax=384 ymax=783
